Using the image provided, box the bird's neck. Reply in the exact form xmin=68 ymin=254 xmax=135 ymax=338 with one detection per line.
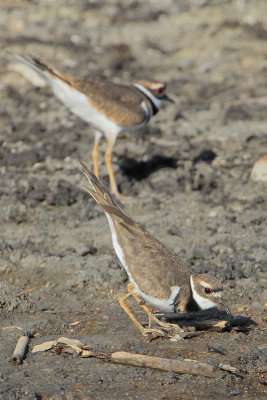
xmin=174 ymin=282 xmax=200 ymax=313
xmin=134 ymin=83 xmax=162 ymax=115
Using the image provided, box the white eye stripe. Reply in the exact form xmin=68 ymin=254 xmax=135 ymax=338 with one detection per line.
xmin=200 ymin=282 xmax=211 ymax=289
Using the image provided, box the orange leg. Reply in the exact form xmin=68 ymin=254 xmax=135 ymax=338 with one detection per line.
xmin=131 ymin=293 xmax=178 ymax=330
xmin=92 ymin=133 xmax=100 ymax=178
xmin=130 ymin=286 xmax=182 ymax=332
xmin=104 ymin=135 xmax=118 ymax=196
xmin=119 ymin=284 xmax=165 ymax=336
xmin=104 ymin=135 xmax=131 ymax=204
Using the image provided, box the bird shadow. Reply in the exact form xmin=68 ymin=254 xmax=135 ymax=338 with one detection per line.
xmin=119 ymin=148 xmax=218 ymax=181
xmin=119 ymin=154 xmax=177 ymax=181
xmin=156 ymin=309 xmax=255 ymax=334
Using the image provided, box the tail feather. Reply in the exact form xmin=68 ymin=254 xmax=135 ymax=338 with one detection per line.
xmin=14 ymin=55 xmax=50 ymax=82
xmin=14 ymin=55 xmax=71 ymax=86
xmin=81 ymin=162 xmax=116 ymax=205
xmin=81 ymin=162 xmax=134 ymax=226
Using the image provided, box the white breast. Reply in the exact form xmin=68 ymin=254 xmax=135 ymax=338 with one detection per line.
xmin=105 ymin=213 xmax=179 ymax=312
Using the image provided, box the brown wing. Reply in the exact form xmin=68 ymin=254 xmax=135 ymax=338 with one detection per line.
xmin=81 ymin=163 xmax=191 ymax=299
xmin=112 ymin=217 xmax=191 ymax=299
xmin=73 ymin=78 xmax=149 ymax=126
xmin=24 ymin=57 xmax=148 ymax=126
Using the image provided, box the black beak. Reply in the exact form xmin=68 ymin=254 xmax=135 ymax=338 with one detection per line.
xmin=218 ymin=299 xmax=232 ymax=316
xmin=163 ymin=94 xmax=175 ymax=103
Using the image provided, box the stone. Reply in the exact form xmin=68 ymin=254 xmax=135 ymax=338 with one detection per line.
xmin=250 ymin=155 xmax=267 ymax=182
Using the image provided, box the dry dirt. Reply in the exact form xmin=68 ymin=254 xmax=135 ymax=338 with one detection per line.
xmin=0 ymin=0 xmax=267 ymax=399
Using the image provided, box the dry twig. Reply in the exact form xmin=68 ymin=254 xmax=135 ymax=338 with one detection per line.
xmin=11 ymin=336 xmax=30 ymax=364
xmin=82 ymin=350 xmax=223 ymax=378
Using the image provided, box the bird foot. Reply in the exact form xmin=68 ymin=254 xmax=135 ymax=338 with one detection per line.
xmin=142 ymin=326 xmax=184 ymax=342
xmin=149 ymin=315 xmax=184 ymax=333
xmin=141 ymin=327 xmax=169 ymax=342
xmin=140 ymin=326 xmax=167 ymax=336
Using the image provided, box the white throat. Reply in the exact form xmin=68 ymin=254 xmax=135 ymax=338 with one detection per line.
xmin=134 ymin=83 xmax=163 ymax=112
xmin=190 ymin=275 xmax=216 ymax=310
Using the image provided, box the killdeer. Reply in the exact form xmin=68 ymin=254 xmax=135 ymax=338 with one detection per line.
xmin=15 ymin=55 xmax=173 ymax=201
xmin=81 ymin=163 xmax=231 ymax=337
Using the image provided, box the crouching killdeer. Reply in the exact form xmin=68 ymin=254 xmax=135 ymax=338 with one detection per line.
xmin=15 ymin=55 xmax=173 ymax=201
xmin=81 ymin=163 xmax=231 ymax=337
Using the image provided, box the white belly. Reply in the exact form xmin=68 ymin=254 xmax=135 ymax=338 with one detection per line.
xmin=51 ymin=78 xmax=121 ymax=138
xmin=136 ymin=286 xmax=180 ymax=312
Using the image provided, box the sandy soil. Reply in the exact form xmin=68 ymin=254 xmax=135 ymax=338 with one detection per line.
xmin=0 ymin=0 xmax=266 ymax=399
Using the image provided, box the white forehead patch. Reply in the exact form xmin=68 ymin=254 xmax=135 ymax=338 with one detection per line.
xmin=190 ymin=275 xmax=216 ymax=310
xmin=150 ymin=83 xmax=164 ymax=90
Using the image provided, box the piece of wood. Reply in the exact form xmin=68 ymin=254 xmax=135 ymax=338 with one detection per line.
xmin=2 ymin=326 xmax=23 ymax=331
xmin=57 ymin=337 xmax=85 ymax=347
xmin=81 ymin=350 xmax=223 ymax=377
xmin=219 ymin=363 xmax=239 ymax=374
xmin=12 ymin=335 xmax=29 ymax=364
xmin=32 ymin=337 xmax=86 ymax=353
xmin=109 ymin=351 xmax=223 ymax=378
xmin=32 ymin=341 xmax=57 ymax=353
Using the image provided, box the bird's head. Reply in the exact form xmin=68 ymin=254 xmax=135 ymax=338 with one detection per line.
xmin=135 ymin=79 xmax=174 ymax=103
xmin=190 ymin=273 xmax=231 ymax=315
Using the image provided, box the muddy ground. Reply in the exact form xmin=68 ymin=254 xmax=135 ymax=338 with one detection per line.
xmin=0 ymin=0 xmax=267 ymax=399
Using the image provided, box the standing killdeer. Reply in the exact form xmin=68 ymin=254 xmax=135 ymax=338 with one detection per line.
xmin=81 ymin=163 xmax=231 ymax=337
xmin=15 ymin=55 xmax=173 ymax=201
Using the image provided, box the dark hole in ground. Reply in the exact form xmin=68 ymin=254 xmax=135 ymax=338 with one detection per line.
xmin=119 ymin=155 xmax=177 ymax=180
xmin=193 ymin=149 xmax=217 ymax=164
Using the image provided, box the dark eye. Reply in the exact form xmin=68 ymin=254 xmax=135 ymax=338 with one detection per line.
xmin=204 ymin=288 xmax=212 ymax=294
xmin=156 ymin=86 xmax=165 ymax=94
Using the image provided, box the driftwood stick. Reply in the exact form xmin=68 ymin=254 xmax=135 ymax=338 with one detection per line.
xmin=82 ymin=350 xmax=223 ymax=378
xmin=110 ymin=352 xmax=223 ymax=378
xmin=11 ymin=335 xmax=30 ymax=364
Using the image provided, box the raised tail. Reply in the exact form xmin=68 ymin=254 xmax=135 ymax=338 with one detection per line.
xmin=14 ymin=55 xmax=71 ymax=86
xmin=81 ymin=162 xmax=134 ymax=225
